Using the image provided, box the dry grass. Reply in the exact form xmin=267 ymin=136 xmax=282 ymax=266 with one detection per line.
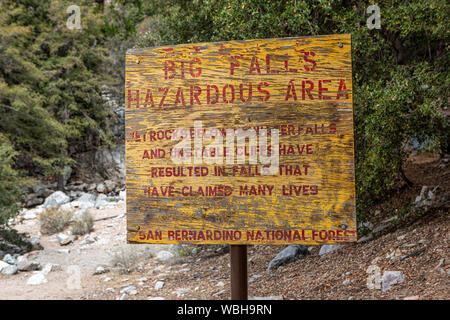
xmin=71 ymin=213 xmax=94 ymax=235
xmin=39 ymin=207 xmax=73 ymax=235
xmin=109 ymin=246 xmax=140 ymax=274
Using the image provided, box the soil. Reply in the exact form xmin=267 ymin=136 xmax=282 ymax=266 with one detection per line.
xmin=0 ymin=153 xmax=448 ymax=300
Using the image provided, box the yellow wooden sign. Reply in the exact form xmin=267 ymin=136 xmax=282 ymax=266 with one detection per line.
xmin=125 ymin=34 xmax=356 ymax=245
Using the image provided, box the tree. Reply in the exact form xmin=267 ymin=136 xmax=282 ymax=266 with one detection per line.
xmin=132 ymin=0 xmax=449 ymax=217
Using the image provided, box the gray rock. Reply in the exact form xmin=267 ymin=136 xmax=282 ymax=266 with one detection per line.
xmin=0 ymin=260 xmax=10 ymax=272
xmin=29 ymin=235 xmax=43 ymax=251
xmin=41 ymin=263 xmax=61 ymax=275
xmin=81 ymin=236 xmax=96 ymax=245
xmin=119 ymin=294 xmax=128 ymax=300
xmin=343 ymin=279 xmax=350 ymax=286
xmin=27 ymin=273 xmax=48 ymax=285
xmin=382 ymin=271 xmax=405 ymax=292
xmin=319 ymin=245 xmax=343 ymax=256
xmin=95 ymin=194 xmax=108 ymax=208
xmin=120 ymin=286 xmax=137 ymax=294
xmin=154 ymin=281 xmax=165 ymax=290
xmin=0 ymin=250 xmax=5 ymax=260
xmin=358 ymin=233 xmax=374 ymax=243
xmin=358 ymin=221 xmax=373 ymax=230
xmin=94 ymin=266 xmax=109 ymax=275
xmin=70 ymin=193 xmax=96 ymax=210
xmin=104 ymin=180 xmax=116 ymax=193
xmin=3 ymin=253 xmax=16 ymax=265
xmin=96 ymin=183 xmax=106 ymax=194
xmin=56 ymin=233 xmax=74 ymax=246
xmin=23 ymin=211 xmax=38 ymax=220
xmin=215 ymin=245 xmax=230 ymax=254
xmin=25 ymin=194 xmax=44 ymax=208
xmin=382 ymin=216 xmax=398 ymax=224
xmin=94 ymin=145 xmax=125 ymax=182
xmin=16 ymin=256 xmax=42 ymax=271
xmin=267 ymin=245 xmax=308 ymax=271
xmin=43 ymin=191 xmax=70 ymax=208
xmin=156 ymin=250 xmax=174 ymax=261
xmin=249 ymin=274 xmax=262 ymax=283
xmin=372 ymin=224 xmax=389 ymax=234
xmin=33 ymin=183 xmax=51 ymax=197
xmin=1 ymin=264 xmax=18 ymax=275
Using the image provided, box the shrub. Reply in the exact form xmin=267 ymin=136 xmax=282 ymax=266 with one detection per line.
xmin=109 ymin=245 xmax=140 ymax=274
xmin=176 ymin=246 xmax=193 ymax=257
xmin=71 ymin=213 xmax=94 ymax=235
xmin=39 ymin=207 xmax=73 ymax=235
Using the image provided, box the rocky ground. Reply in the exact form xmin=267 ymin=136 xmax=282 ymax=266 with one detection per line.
xmin=0 ymin=154 xmax=448 ymax=300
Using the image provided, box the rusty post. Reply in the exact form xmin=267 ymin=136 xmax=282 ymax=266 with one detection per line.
xmin=230 ymin=245 xmax=248 ymax=300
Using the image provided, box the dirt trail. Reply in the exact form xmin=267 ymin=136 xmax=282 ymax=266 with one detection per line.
xmin=0 ymin=204 xmax=169 ymax=300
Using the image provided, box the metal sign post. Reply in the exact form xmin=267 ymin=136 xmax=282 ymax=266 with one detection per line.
xmin=230 ymin=245 xmax=248 ymax=300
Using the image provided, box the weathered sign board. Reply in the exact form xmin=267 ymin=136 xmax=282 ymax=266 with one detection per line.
xmin=125 ymin=34 xmax=356 ymax=245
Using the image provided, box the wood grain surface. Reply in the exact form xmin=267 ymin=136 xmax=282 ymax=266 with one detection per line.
xmin=125 ymin=34 xmax=356 ymax=245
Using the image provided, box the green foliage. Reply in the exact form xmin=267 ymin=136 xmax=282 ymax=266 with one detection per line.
xmin=133 ymin=0 xmax=449 ymax=218
xmin=0 ymin=0 xmax=123 ymax=230
xmin=0 ymin=0 xmax=117 ymax=178
xmin=0 ymin=135 xmax=23 ymax=226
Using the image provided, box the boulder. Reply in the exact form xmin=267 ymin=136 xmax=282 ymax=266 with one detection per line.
xmin=0 ymin=261 xmax=10 ymax=272
xmin=25 ymin=194 xmax=44 ymax=208
xmin=382 ymin=271 xmax=405 ymax=292
xmin=267 ymin=245 xmax=308 ymax=271
xmin=16 ymin=256 xmax=42 ymax=272
xmin=3 ymin=253 xmax=16 ymax=265
xmin=319 ymin=244 xmax=343 ymax=256
xmin=69 ymin=193 xmax=96 ymax=210
xmin=57 ymin=233 xmax=75 ymax=246
xmin=26 ymin=273 xmax=48 ymax=285
xmin=43 ymin=191 xmax=70 ymax=209
xmin=156 ymin=250 xmax=174 ymax=261
xmin=77 ymin=192 xmax=97 ymax=204
xmin=1 ymin=264 xmax=18 ymax=275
